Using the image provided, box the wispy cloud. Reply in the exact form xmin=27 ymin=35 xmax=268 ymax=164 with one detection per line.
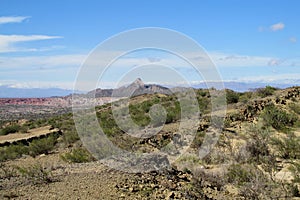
xmin=0 ymin=34 xmax=62 ymax=53
xmin=0 ymin=51 xmax=298 ymax=89
xmin=0 ymin=54 xmax=84 ymax=70
xmin=267 ymin=58 xmax=284 ymax=66
xmin=236 ymin=73 xmax=300 ymax=84
xmin=259 ymin=22 xmax=285 ymax=32
xmin=211 ymin=52 xmax=274 ymax=67
xmin=289 ymin=37 xmax=297 ymax=43
xmin=0 ymin=80 xmax=76 ymax=90
xmin=0 ymin=16 xmax=30 ymax=24
xmin=270 ymin=22 xmax=285 ymax=31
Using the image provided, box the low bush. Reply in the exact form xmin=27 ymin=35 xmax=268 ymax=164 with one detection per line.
xmin=227 ymin=164 xmax=257 ymax=185
xmin=261 ymin=104 xmax=297 ymax=131
xmin=289 ymin=103 xmax=300 ymax=115
xmin=0 ymin=124 xmax=21 ymax=135
xmin=239 ymin=92 xmax=253 ymax=104
xmin=60 ymin=148 xmax=94 ymax=163
xmin=246 ymin=124 xmax=271 ymax=163
xmin=197 ymin=97 xmax=211 ymax=113
xmin=16 ymin=163 xmax=54 ymax=184
xmin=61 ymin=131 xmax=80 ymax=146
xmin=226 ymin=90 xmax=240 ymax=104
xmin=193 ymin=168 xmax=226 ymax=191
xmin=28 ymin=135 xmax=57 ymax=157
xmin=257 ymin=86 xmax=277 ymax=97
xmin=191 ymin=131 xmax=205 ymax=148
xmin=0 ymin=143 xmax=29 ymax=162
xmin=271 ymin=133 xmax=300 ymax=159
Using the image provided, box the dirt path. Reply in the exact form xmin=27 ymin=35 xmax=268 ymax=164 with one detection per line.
xmin=0 ymin=126 xmax=59 ymax=146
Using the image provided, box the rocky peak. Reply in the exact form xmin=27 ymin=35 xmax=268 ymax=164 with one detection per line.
xmin=133 ymin=78 xmax=144 ymax=87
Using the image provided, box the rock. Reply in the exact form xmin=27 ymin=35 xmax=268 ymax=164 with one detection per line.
xmin=129 ymin=187 xmax=135 ymax=192
xmin=139 ymin=184 xmax=146 ymax=190
xmin=166 ymin=191 xmax=175 ymax=199
xmin=150 ymin=183 xmax=158 ymax=189
xmin=120 ymin=193 xmax=125 ymax=198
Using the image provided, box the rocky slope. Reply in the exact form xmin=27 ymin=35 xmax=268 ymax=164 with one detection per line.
xmin=0 ymin=86 xmax=300 ymax=199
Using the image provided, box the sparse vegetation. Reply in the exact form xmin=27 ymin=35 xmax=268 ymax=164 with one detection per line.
xmin=0 ymin=86 xmax=299 ymax=199
xmin=0 ymin=134 xmax=59 ymax=161
xmin=239 ymin=91 xmax=252 ymax=104
xmin=0 ymin=163 xmax=17 ymax=180
xmin=226 ymin=90 xmax=240 ymax=104
xmin=0 ymin=124 xmax=21 ymax=135
xmin=271 ymin=132 xmax=300 ymax=159
xmin=257 ymin=85 xmax=277 ymax=97
xmin=0 ymin=143 xmax=29 ymax=161
xmin=61 ymin=147 xmax=94 ymax=163
xmin=289 ymin=102 xmax=300 ymax=115
xmin=28 ymin=135 xmax=57 ymax=157
xmin=261 ymin=103 xmax=297 ymax=131
xmin=16 ymin=162 xmax=54 ymax=184
xmin=245 ymin=124 xmax=271 ymax=163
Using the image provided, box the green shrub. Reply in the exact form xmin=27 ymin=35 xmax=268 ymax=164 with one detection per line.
xmin=227 ymin=164 xmax=256 ymax=185
xmin=28 ymin=135 xmax=57 ymax=157
xmin=227 ymin=164 xmax=269 ymax=187
xmin=61 ymin=148 xmax=94 ymax=163
xmin=62 ymin=131 xmax=80 ymax=146
xmin=197 ymin=97 xmax=210 ymax=113
xmin=289 ymin=103 xmax=300 ymax=115
xmin=0 ymin=143 xmax=29 ymax=162
xmin=226 ymin=90 xmax=239 ymax=104
xmin=191 ymin=131 xmax=205 ymax=148
xmin=257 ymin=86 xmax=277 ymax=97
xmin=239 ymin=92 xmax=253 ymax=104
xmin=271 ymin=133 xmax=300 ymax=159
xmin=98 ymin=110 xmax=122 ymax=137
xmin=246 ymin=124 xmax=271 ymax=163
xmin=0 ymin=135 xmax=58 ymax=161
xmin=261 ymin=104 xmax=297 ymax=131
xmin=197 ymin=89 xmax=208 ymax=97
xmin=0 ymin=124 xmax=21 ymax=135
xmin=289 ymin=162 xmax=300 ymax=183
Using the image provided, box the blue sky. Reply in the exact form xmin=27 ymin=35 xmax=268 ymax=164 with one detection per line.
xmin=0 ymin=0 xmax=299 ymax=89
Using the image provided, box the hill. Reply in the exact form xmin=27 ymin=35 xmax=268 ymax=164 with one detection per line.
xmin=0 ymin=85 xmax=299 ymax=199
xmin=86 ymin=78 xmax=171 ymax=98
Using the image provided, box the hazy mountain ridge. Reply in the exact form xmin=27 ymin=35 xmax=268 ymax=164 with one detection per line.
xmin=86 ymin=78 xmax=172 ymax=98
xmin=0 ymin=79 xmax=298 ymax=98
xmin=0 ymin=85 xmax=75 ymax=98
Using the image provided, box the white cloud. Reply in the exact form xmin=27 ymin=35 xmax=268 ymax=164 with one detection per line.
xmin=0 ymin=51 xmax=298 ymax=90
xmin=0 ymin=51 xmax=295 ymax=72
xmin=237 ymin=73 xmax=300 ymax=84
xmin=0 ymin=54 xmax=85 ymax=70
xmin=0 ymin=80 xmax=76 ymax=90
xmin=258 ymin=22 xmax=285 ymax=32
xmin=0 ymin=34 xmax=62 ymax=53
xmin=210 ymin=52 xmax=274 ymax=67
xmin=289 ymin=37 xmax=297 ymax=43
xmin=270 ymin=22 xmax=285 ymax=31
xmin=268 ymin=58 xmax=282 ymax=66
xmin=0 ymin=16 xmax=30 ymax=24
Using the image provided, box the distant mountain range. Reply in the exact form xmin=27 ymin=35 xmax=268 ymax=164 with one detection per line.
xmin=86 ymin=78 xmax=171 ymax=98
xmin=0 ymin=79 xmax=298 ymax=98
xmin=0 ymin=85 xmax=75 ymax=98
xmin=191 ymin=81 xmax=299 ymax=92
